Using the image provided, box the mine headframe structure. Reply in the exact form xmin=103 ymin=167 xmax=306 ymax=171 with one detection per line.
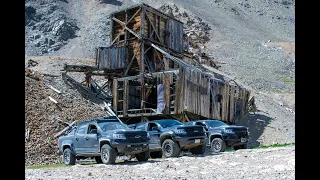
xmin=63 ymin=3 xmax=251 ymax=124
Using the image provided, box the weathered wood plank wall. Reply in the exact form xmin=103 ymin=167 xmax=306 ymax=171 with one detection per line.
xmin=97 ymin=46 xmax=127 ymax=69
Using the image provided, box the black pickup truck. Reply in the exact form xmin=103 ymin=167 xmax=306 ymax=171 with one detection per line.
xmin=184 ymin=119 xmax=249 ymax=153
xmin=57 ymin=116 xmax=150 ymax=165
xmin=129 ymin=119 xmax=207 ymax=158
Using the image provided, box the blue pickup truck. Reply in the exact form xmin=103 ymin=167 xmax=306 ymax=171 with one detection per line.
xmin=184 ymin=119 xmax=249 ymax=153
xmin=57 ymin=116 xmax=151 ymax=165
xmin=128 ymin=119 xmax=207 ymax=158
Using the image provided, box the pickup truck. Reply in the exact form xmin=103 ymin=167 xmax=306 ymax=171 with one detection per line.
xmin=57 ymin=116 xmax=150 ymax=165
xmin=128 ymin=119 xmax=207 ymax=158
xmin=184 ymin=119 xmax=249 ymax=153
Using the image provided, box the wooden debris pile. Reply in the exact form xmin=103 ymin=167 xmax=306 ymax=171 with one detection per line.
xmin=25 ymin=69 xmax=107 ymax=166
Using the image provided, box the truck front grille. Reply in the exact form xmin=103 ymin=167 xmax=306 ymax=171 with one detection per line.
xmin=236 ymin=132 xmax=248 ymax=138
xmin=124 ymin=132 xmax=148 ymax=143
xmin=184 ymin=127 xmax=205 ymax=137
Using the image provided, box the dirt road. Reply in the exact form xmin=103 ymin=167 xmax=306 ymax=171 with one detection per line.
xmin=25 ymin=145 xmax=295 ymax=180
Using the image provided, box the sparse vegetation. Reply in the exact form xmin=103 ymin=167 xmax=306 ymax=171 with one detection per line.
xmin=26 ymin=163 xmax=65 ymax=169
xmin=252 ymin=142 xmax=295 ymax=149
xmin=26 ymin=161 xmax=97 ymax=169
xmin=279 ymin=76 xmax=295 ymax=83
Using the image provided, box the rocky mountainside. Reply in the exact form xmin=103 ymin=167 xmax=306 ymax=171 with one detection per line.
xmin=25 ymin=0 xmax=295 ymax=92
xmin=25 ymin=0 xmax=295 ymax=165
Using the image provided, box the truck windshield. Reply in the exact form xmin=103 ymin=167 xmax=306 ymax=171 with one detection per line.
xmin=206 ymin=120 xmax=228 ymax=128
xmin=98 ymin=121 xmax=129 ymax=132
xmin=155 ymin=120 xmax=183 ymax=128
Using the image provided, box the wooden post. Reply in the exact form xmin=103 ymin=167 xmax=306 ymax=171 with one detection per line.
xmin=229 ymin=85 xmax=235 ymax=123
xmin=234 ymin=86 xmax=239 ymax=121
xmin=140 ymin=6 xmax=146 ymax=121
xmin=113 ymin=78 xmax=118 ymax=115
xmin=125 ymin=9 xmax=128 ymax=42
xmin=123 ymin=80 xmax=129 ymax=117
xmin=110 ymin=14 xmax=114 ymax=44
xmin=225 ymin=85 xmax=230 ymax=122
xmin=240 ymin=89 xmax=245 ymax=117
xmin=163 ymin=74 xmax=171 ymax=114
xmin=221 ymin=85 xmax=226 ymax=121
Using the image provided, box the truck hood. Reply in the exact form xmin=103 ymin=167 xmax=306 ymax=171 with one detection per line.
xmin=100 ymin=128 xmax=147 ymax=134
xmin=209 ymin=125 xmax=248 ymax=131
xmin=162 ymin=125 xmax=203 ymax=131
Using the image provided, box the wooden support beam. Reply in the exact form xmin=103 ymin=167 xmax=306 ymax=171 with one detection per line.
xmin=221 ymin=85 xmax=226 ymax=121
xmin=112 ymin=17 xmax=141 ymax=43
xmin=225 ymin=85 xmax=230 ymax=122
xmin=145 ymin=12 xmax=162 ymax=43
xmin=163 ymin=57 xmax=169 ymax=70
xmin=110 ymin=14 xmax=114 ymax=44
xmin=124 ymin=55 xmax=136 ymax=76
xmin=54 ymin=121 xmax=76 ymax=138
xmin=141 ymin=6 xmax=145 ymax=74
xmin=144 ymin=46 xmax=151 ymax=54
xmin=154 ymin=49 xmax=162 ymax=62
xmin=123 ymin=80 xmax=129 ymax=116
xmin=145 ymin=88 xmax=152 ymax=100
xmin=163 ymin=74 xmax=171 ymax=114
xmin=117 ymin=69 xmax=179 ymax=81
xmin=113 ymin=78 xmax=118 ymax=115
xmin=229 ymin=85 xmax=235 ymax=123
xmin=234 ymin=86 xmax=239 ymax=120
xmin=110 ymin=8 xmax=142 ymax=45
xmin=125 ymin=10 xmax=128 ymax=42
xmin=64 ymin=64 xmax=98 ymax=72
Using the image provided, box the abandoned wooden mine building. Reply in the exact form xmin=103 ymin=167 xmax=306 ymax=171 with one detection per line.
xmin=63 ymin=3 xmax=252 ymax=124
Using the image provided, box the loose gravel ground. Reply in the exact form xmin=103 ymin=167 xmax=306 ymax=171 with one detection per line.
xmin=25 ymin=145 xmax=295 ymax=180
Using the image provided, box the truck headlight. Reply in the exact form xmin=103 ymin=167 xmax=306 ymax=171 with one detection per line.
xmin=113 ymin=134 xmax=126 ymax=139
xmin=224 ymin=129 xmax=235 ymax=134
xmin=174 ymin=129 xmax=187 ymax=134
xmin=147 ymin=133 xmax=150 ymax=139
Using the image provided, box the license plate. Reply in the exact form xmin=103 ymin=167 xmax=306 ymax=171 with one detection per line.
xmin=241 ymin=138 xmax=246 ymax=142
xmin=195 ymin=139 xmax=201 ymax=143
xmin=117 ymin=155 xmax=129 ymax=161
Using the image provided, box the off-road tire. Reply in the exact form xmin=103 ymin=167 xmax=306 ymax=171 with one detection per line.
xmin=150 ymin=151 xmax=163 ymax=159
xmin=135 ymin=148 xmax=150 ymax=161
xmin=101 ymin=144 xmax=116 ymax=164
xmin=63 ymin=148 xmax=76 ymax=165
xmin=95 ymin=156 xmax=103 ymax=164
xmin=162 ymin=139 xmax=181 ymax=158
xmin=210 ymin=138 xmax=226 ymax=153
xmin=190 ymin=144 xmax=206 ymax=154
xmin=234 ymin=143 xmax=248 ymax=151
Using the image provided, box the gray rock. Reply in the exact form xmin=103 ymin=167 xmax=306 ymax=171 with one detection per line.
xmin=49 ymin=39 xmax=55 ymax=46
xmin=34 ymin=34 xmax=41 ymax=39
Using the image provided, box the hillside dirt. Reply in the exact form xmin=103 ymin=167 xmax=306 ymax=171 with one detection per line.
xmin=25 ymin=145 xmax=295 ymax=180
xmin=25 ymin=0 xmax=295 ymax=169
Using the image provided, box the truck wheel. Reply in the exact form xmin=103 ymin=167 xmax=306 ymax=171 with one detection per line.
xmin=150 ymin=151 xmax=163 ymax=159
xmin=211 ymin=138 xmax=226 ymax=153
xmin=101 ymin=144 xmax=116 ymax=164
xmin=135 ymin=148 xmax=150 ymax=162
xmin=95 ymin=156 xmax=103 ymax=164
xmin=63 ymin=148 xmax=76 ymax=165
xmin=162 ymin=139 xmax=181 ymax=158
xmin=234 ymin=143 xmax=248 ymax=151
xmin=190 ymin=144 xmax=206 ymax=154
